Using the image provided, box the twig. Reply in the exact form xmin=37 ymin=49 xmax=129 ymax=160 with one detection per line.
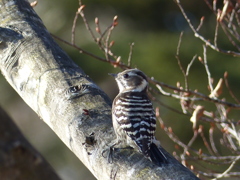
xmin=104 ymin=17 xmax=117 ymax=60
xmin=198 ymin=171 xmax=240 ymax=178
xmin=75 ymin=3 xmax=122 ymax=64
xmin=181 ymin=129 xmax=199 ymax=165
xmin=71 ymin=5 xmax=82 ymax=45
xmin=230 ymin=121 xmax=240 ymax=147
xmin=199 ymin=126 xmax=214 ymax=155
xmin=209 ymin=126 xmax=219 ymax=155
xmin=157 ymin=116 xmax=189 ymax=150
xmin=212 ymin=156 xmax=240 ymax=179
xmin=228 ymin=8 xmax=235 ymax=28
xmin=234 ymin=5 xmax=240 ymax=27
xmin=214 ymin=20 xmax=219 ymax=47
xmin=185 ymin=55 xmax=197 ymax=79
xmin=196 ymin=16 xmax=205 ymax=32
xmin=78 ymin=1 xmax=97 ymax=43
xmin=200 ymin=155 xmax=240 ymax=161
xmin=220 ymin=122 xmax=240 ymax=149
xmin=152 ymin=80 xmax=240 ymax=109
xmin=176 ymin=32 xmax=188 ymax=90
xmin=220 ymin=22 xmax=240 ymax=51
xmin=156 ymin=84 xmax=200 ymax=101
xmin=30 ymin=1 xmax=38 ymax=7
xmin=204 ymin=0 xmax=214 ymax=11
xmin=226 ymin=133 xmax=238 ymax=151
xmin=151 ymin=89 xmax=229 ymax=124
xmin=174 ymin=0 xmax=240 ymax=57
xmin=98 ymin=21 xmax=114 ymax=44
xmin=95 ymin=17 xmax=102 ymax=35
xmin=51 ymin=34 xmax=129 ymax=69
xmin=158 ymin=115 xmax=238 ymax=161
xmin=224 ymin=72 xmax=240 ymax=104
xmin=127 ymin=42 xmax=134 ymax=67
xmin=202 ymin=45 xmax=214 ymax=93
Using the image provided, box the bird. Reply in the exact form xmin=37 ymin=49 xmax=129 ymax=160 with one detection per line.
xmin=109 ymin=68 xmax=167 ymax=166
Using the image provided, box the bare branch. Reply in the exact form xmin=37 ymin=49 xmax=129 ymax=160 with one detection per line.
xmin=209 ymin=126 xmax=220 ymax=156
xmin=153 ymin=80 xmax=240 ymax=109
xmin=71 ymin=4 xmax=82 ymax=45
xmin=212 ymin=156 xmax=240 ymax=180
xmin=196 ymin=16 xmax=205 ymax=32
xmin=202 ymin=45 xmax=214 ymax=93
xmin=174 ymin=0 xmax=240 ymax=57
xmin=51 ymin=34 xmax=130 ymax=69
xmin=127 ymin=42 xmax=134 ymax=67
xmin=176 ymin=32 xmax=189 ymax=90
xmin=224 ymin=71 xmax=240 ymax=104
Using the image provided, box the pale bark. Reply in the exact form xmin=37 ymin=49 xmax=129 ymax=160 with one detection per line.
xmin=0 ymin=0 xmax=199 ymax=179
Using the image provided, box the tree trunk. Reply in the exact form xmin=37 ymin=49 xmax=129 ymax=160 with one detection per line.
xmin=0 ymin=0 xmax=199 ymax=179
xmin=0 ymin=106 xmax=61 ymax=180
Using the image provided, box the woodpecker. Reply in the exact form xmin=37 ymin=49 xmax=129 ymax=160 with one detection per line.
xmin=109 ymin=69 xmax=167 ymax=165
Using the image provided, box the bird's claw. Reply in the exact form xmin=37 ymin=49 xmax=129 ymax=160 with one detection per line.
xmin=102 ymin=147 xmax=114 ymax=163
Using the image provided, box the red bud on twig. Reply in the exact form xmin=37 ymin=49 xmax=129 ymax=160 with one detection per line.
xmin=109 ymin=41 xmax=115 ymax=48
xmin=30 ymin=1 xmax=38 ymax=7
xmin=113 ymin=16 xmax=118 ymax=27
xmin=186 ymin=151 xmax=190 ymax=156
xmin=224 ymin=71 xmax=228 ymax=78
xmin=95 ymin=17 xmax=99 ymax=24
xmin=168 ymin=127 xmax=173 ymax=133
xmin=198 ymin=56 xmax=203 ymax=63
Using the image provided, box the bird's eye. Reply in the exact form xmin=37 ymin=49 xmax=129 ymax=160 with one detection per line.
xmin=123 ymin=73 xmax=129 ymax=78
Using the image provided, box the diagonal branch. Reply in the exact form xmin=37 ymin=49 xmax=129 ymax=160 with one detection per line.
xmin=0 ymin=106 xmax=61 ymax=180
xmin=0 ymin=0 xmax=199 ymax=179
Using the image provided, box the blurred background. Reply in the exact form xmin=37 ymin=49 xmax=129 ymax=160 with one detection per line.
xmin=1 ymin=0 xmax=240 ymax=179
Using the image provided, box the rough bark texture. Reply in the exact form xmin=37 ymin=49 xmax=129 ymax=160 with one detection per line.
xmin=0 ymin=0 xmax=199 ymax=179
xmin=0 ymin=106 xmax=61 ymax=180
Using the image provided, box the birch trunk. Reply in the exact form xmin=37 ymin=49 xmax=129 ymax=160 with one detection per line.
xmin=0 ymin=0 xmax=199 ymax=179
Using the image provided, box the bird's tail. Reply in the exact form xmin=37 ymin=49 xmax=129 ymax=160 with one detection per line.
xmin=149 ymin=143 xmax=168 ymax=166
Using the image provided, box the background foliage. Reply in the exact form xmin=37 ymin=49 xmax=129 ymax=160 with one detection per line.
xmin=1 ymin=0 xmax=239 ymax=179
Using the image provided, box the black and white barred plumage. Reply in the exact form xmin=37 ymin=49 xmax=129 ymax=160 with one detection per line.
xmin=110 ymin=69 xmax=167 ymax=165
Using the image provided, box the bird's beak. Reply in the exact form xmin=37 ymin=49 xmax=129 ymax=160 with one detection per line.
xmin=108 ymin=73 xmax=117 ymax=78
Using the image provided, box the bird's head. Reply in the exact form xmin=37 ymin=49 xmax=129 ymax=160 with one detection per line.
xmin=109 ymin=69 xmax=148 ymax=93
